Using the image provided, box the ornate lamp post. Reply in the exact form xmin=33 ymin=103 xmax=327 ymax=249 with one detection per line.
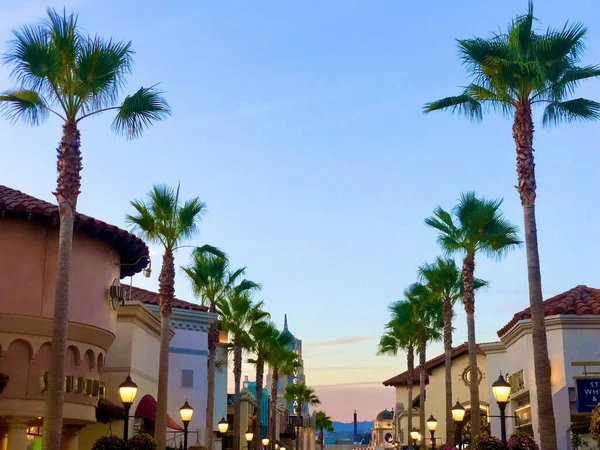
xmin=218 ymin=417 xmax=230 ymax=435
xmin=263 ymin=437 xmax=270 ymax=449
xmin=119 ymin=375 xmax=138 ymax=441
xmin=180 ymin=400 xmax=194 ymax=450
xmin=451 ymin=401 xmax=466 ymax=450
xmin=246 ymin=430 xmax=254 ymax=450
xmin=492 ymin=373 xmax=511 ymax=445
xmin=426 ymin=415 xmax=437 ymax=450
xmin=410 ymin=428 xmax=419 ymax=450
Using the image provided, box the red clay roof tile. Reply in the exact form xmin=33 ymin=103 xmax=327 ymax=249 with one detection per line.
xmin=0 ymin=185 xmax=148 ymax=277
xmin=124 ymin=285 xmax=208 ymax=312
xmin=497 ymin=285 xmax=600 ymax=337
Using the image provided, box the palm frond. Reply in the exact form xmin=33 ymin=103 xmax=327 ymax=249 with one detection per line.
xmin=542 ymin=98 xmax=600 ymax=127
xmin=76 ymin=36 xmax=133 ymax=111
xmin=112 ymin=85 xmax=171 ymax=140
xmin=507 ymin=0 xmax=535 ymax=59
xmin=536 ymin=21 xmax=587 ymax=65
xmin=177 ymin=197 xmax=206 ymax=241
xmin=0 ymin=89 xmax=49 ymax=125
xmin=423 ymin=92 xmax=483 ymax=121
xmin=45 ymin=8 xmax=79 ymax=69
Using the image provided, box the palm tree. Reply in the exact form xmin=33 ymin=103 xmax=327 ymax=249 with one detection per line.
xmin=425 ymin=192 xmax=521 ymax=438
xmin=265 ymin=337 xmax=300 ymax=449
xmin=284 ymin=383 xmax=321 ymax=450
xmin=127 ymin=184 xmax=222 ymax=448
xmin=423 ymin=5 xmax=600 ymax=446
xmin=377 ymin=314 xmax=418 ymax=446
xmin=183 ymin=253 xmax=258 ymax=450
xmin=402 ymin=283 xmax=442 ymax=450
xmin=217 ymin=286 xmax=267 ymax=450
xmin=315 ymin=411 xmax=334 ymax=450
xmin=248 ymin=321 xmax=281 ymax=450
xmin=418 ymin=257 xmax=487 ymax=444
xmin=0 ymin=10 xmax=170 ymax=448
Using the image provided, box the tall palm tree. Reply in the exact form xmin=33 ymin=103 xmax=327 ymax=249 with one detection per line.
xmin=217 ymin=287 xmax=267 ymax=450
xmin=423 ymin=5 xmax=600 ymax=446
xmin=402 ymin=283 xmax=442 ymax=450
xmin=265 ymin=337 xmax=300 ymax=449
xmin=0 ymin=10 xmax=170 ymax=448
xmin=284 ymin=383 xmax=321 ymax=450
xmin=315 ymin=411 xmax=334 ymax=450
xmin=127 ymin=184 xmax=222 ymax=448
xmin=183 ymin=253 xmax=257 ymax=450
xmin=377 ymin=314 xmax=418 ymax=446
xmin=248 ymin=321 xmax=281 ymax=450
xmin=425 ymin=192 xmax=521 ymax=438
xmin=418 ymin=257 xmax=488 ymax=444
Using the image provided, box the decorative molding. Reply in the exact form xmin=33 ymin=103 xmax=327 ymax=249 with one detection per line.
xmin=143 ymin=304 xmax=216 ymax=333
xmin=117 ymin=302 xmax=172 ymax=339
xmin=169 ymin=347 xmax=208 ymax=356
xmin=102 ymin=366 xmax=158 ymax=384
xmin=501 ymin=314 xmax=600 ymax=348
xmin=479 ymin=341 xmax=506 ymax=354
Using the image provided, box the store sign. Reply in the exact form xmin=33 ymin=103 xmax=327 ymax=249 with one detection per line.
xmin=576 ymin=378 xmax=600 ymax=412
xmin=41 ymin=372 xmax=106 ymax=399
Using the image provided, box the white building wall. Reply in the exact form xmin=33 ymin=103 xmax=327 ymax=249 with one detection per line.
xmin=168 ymin=327 xmax=209 ymax=444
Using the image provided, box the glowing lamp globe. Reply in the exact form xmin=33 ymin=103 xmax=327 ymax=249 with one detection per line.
xmin=262 ymin=438 xmax=270 ymax=446
xmin=410 ymin=428 xmax=419 ymax=441
xmin=492 ymin=373 xmax=511 ymax=404
xmin=119 ymin=375 xmax=138 ymax=405
xmin=245 ymin=431 xmax=254 ymax=442
xmin=180 ymin=400 xmax=194 ymax=423
xmin=426 ymin=415 xmax=437 ymax=432
xmin=218 ymin=417 xmax=229 ymax=434
xmin=452 ymin=401 xmax=466 ymax=422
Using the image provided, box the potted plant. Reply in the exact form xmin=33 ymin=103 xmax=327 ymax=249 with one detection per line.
xmin=127 ymin=432 xmax=157 ymax=450
xmin=92 ymin=435 xmax=125 ymax=450
xmin=507 ymin=431 xmax=539 ymax=450
xmin=469 ymin=433 xmax=506 ymax=450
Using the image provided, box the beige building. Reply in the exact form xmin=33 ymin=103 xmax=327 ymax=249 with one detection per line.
xmin=383 ymin=343 xmax=489 ymax=448
xmin=370 ymin=409 xmax=393 ymax=447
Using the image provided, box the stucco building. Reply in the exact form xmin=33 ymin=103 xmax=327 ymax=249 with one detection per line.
xmin=370 ymin=409 xmax=393 ymax=448
xmin=0 ymin=185 xmax=227 ymax=450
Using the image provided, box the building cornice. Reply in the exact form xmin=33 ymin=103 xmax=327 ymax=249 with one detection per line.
xmin=117 ymin=302 xmax=171 ymax=339
xmin=501 ymin=315 xmax=600 ymax=347
xmin=143 ymin=304 xmax=216 ymax=332
xmin=479 ymin=341 xmax=506 ymax=355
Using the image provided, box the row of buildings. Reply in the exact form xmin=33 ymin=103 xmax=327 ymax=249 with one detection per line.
xmin=374 ymin=285 xmax=600 ymax=450
xmin=0 ymin=185 xmax=314 ymax=450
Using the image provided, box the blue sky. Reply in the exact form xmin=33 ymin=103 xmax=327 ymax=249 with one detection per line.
xmin=1 ymin=0 xmax=600 ymax=420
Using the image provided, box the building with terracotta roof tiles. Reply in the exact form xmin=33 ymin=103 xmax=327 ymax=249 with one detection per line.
xmin=0 ymin=185 xmax=227 ymax=450
xmin=382 ymin=285 xmax=600 ymax=450
xmin=382 ymin=342 xmax=488 ymax=449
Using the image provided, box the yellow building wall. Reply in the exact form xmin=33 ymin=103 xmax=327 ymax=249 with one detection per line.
xmin=393 ymin=353 xmax=490 ymax=446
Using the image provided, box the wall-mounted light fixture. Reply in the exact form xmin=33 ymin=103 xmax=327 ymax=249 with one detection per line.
xmin=109 ymin=278 xmax=124 ymax=310
xmin=117 ymin=256 xmax=152 ymax=278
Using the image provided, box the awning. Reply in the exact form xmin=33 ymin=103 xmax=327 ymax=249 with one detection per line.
xmin=135 ymin=394 xmax=184 ymax=431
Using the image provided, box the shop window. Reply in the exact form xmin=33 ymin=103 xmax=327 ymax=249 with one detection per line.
xmin=182 ymin=369 xmax=194 ymax=388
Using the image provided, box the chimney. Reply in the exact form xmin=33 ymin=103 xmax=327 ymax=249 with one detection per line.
xmin=353 ymin=410 xmax=357 ymax=443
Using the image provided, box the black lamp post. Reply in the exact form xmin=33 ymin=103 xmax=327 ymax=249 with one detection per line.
xmin=451 ymin=401 xmax=466 ymax=450
xmin=180 ymin=400 xmax=194 ymax=450
xmin=426 ymin=415 xmax=437 ymax=450
xmin=119 ymin=375 xmax=138 ymax=441
xmin=410 ymin=428 xmax=419 ymax=450
xmin=492 ymin=373 xmax=511 ymax=445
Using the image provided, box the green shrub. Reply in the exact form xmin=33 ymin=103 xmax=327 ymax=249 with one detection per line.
xmin=591 ymin=404 xmax=600 ymax=444
xmin=92 ymin=435 xmax=125 ymax=450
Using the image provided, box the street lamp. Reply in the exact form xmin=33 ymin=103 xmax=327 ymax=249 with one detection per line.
xmin=218 ymin=417 xmax=230 ymax=435
xmin=410 ymin=428 xmax=419 ymax=450
xmin=180 ymin=400 xmax=194 ymax=450
xmin=451 ymin=401 xmax=466 ymax=450
xmin=263 ymin=437 xmax=270 ymax=448
xmin=492 ymin=373 xmax=511 ymax=445
xmin=119 ymin=375 xmax=138 ymax=441
xmin=246 ymin=430 xmax=254 ymax=450
xmin=426 ymin=415 xmax=437 ymax=450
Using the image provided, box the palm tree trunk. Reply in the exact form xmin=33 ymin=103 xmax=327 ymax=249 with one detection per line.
xmin=155 ymin=249 xmax=175 ymax=449
xmin=234 ymin=343 xmax=243 ymax=450
xmin=418 ymin=329 xmax=426 ymax=450
xmin=514 ymin=101 xmax=557 ymax=450
xmin=42 ymin=120 xmax=82 ymax=450
xmin=206 ymin=310 xmax=219 ymax=450
xmin=462 ymin=254 xmax=480 ymax=439
xmin=271 ymin=367 xmax=279 ymax=450
xmin=255 ymin=358 xmax=265 ymax=450
xmin=407 ymin=346 xmax=414 ymax=448
xmin=443 ymin=297 xmax=454 ymax=444
xmin=319 ymin=428 xmax=324 ymax=450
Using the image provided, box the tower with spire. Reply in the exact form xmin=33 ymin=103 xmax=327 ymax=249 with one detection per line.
xmin=267 ymin=314 xmax=307 ymax=416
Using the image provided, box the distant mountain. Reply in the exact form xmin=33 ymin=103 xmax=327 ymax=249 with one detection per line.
xmin=328 ymin=421 xmax=373 ymax=437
